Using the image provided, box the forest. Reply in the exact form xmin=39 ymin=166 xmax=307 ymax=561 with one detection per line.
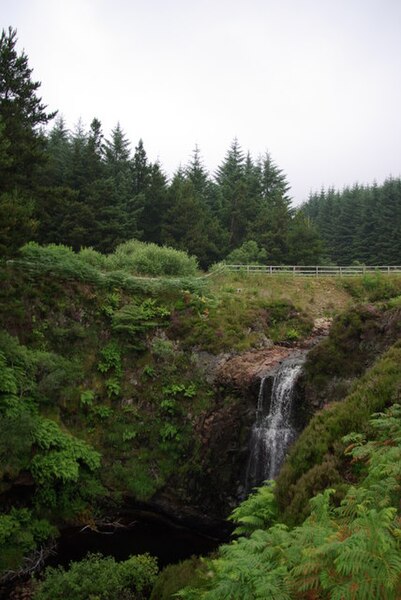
xmin=2 ymin=26 xmax=401 ymax=271
xmin=2 ymin=25 xmax=401 ymax=600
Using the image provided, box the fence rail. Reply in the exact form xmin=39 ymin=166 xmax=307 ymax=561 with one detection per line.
xmin=223 ymin=264 xmax=401 ymax=276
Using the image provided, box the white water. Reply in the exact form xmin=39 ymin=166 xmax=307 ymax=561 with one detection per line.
xmin=245 ymin=359 xmax=303 ymax=493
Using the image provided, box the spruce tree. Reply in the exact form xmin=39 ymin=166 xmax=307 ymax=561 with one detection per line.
xmin=249 ymin=152 xmax=293 ymax=263
xmin=104 ymin=122 xmax=131 ymax=174
xmin=215 ymin=138 xmax=248 ymax=249
xmin=0 ymin=27 xmax=55 ymax=254
xmin=0 ymin=27 xmax=55 ymax=192
xmin=131 ymin=138 xmax=150 ymax=196
xmin=42 ymin=116 xmax=71 ymax=187
xmin=138 ymin=161 xmax=169 ymax=244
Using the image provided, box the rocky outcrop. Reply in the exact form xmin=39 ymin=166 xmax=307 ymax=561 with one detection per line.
xmin=216 ymin=346 xmax=295 ymax=390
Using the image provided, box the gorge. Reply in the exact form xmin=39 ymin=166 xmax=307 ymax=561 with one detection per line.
xmin=2 ymin=249 xmax=401 ymax=599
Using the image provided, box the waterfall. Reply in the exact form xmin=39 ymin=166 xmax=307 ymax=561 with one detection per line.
xmin=244 ymin=357 xmax=304 ymax=493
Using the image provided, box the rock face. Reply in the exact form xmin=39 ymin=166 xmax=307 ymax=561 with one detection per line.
xmin=216 ymin=346 xmax=294 ymax=390
xmin=175 ymin=346 xmax=312 ymax=516
xmin=156 ymin=324 xmax=334 ymax=520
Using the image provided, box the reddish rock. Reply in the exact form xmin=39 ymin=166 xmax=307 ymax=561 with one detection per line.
xmin=216 ymin=346 xmax=295 ymax=390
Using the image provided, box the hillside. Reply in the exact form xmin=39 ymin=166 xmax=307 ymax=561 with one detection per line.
xmin=2 ymin=244 xmax=401 ymax=598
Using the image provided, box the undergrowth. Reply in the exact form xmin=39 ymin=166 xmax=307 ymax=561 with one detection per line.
xmin=178 ymin=402 xmax=401 ymax=599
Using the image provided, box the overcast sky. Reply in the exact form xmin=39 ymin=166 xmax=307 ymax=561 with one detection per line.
xmin=2 ymin=0 xmax=401 ymax=204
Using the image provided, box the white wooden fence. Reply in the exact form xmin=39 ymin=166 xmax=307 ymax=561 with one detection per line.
xmin=223 ymin=265 xmax=401 ymax=276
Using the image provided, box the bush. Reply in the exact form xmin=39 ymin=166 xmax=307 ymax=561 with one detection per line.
xmin=0 ymin=508 xmax=56 ymax=572
xmin=18 ymin=243 xmax=101 ymax=283
xmin=225 ymin=240 xmax=267 ymax=265
xmin=106 ymin=240 xmax=199 ymax=276
xmin=33 ymin=552 xmax=158 ymax=600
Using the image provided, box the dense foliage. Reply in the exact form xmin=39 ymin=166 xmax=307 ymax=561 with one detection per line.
xmin=302 ymin=179 xmax=401 ymax=265
xmin=33 ymin=552 xmax=158 ymax=600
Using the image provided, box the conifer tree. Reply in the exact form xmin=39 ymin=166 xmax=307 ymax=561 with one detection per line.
xmin=0 ymin=27 xmax=55 ymax=192
xmin=138 ymin=161 xmax=169 ymax=244
xmin=248 ymin=152 xmax=293 ymax=262
xmin=0 ymin=27 xmax=55 ymax=254
xmin=104 ymin=122 xmax=131 ymax=174
xmin=85 ymin=117 xmax=105 ymax=182
xmin=162 ymin=175 xmax=222 ymax=268
xmin=215 ymin=138 xmax=249 ymax=249
xmin=131 ymin=138 xmax=150 ymax=196
xmin=42 ymin=116 xmax=71 ymax=187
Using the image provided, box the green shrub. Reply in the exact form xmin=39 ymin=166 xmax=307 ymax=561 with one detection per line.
xmin=106 ymin=240 xmax=199 ymax=276
xmin=33 ymin=552 xmax=158 ymax=600
xmin=31 ymin=418 xmax=101 ymax=485
xmin=19 ymin=242 xmax=101 ymax=284
xmin=112 ymin=299 xmax=170 ymax=343
xmin=0 ymin=508 xmax=56 ymax=572
xmin=78 ymin=247 xmax=108 ymax=269
xmin=229 ymin=482 xmax=277 ymax=536
xmin=225 ymin=240 xmax=267 ymax=265
xmin=97 ymin=342 xmax=122 ymax=374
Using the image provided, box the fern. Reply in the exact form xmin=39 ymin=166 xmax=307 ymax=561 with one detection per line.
xmin=229 ymin=482 xmax=277 ymax=536
xmin=179 ymin=404 xmax=401 ymax=599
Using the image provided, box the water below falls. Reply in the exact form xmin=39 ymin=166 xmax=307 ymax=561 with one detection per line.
xmin=245 ymin=356 xmax=304 ymax=493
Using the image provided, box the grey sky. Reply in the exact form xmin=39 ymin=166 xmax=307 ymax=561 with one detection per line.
xmin=2 ymin=0 xmax=401 ymax=204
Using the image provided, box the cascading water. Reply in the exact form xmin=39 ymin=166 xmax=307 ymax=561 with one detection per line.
xmin=244 ymin=357 xmax=304 ymax=493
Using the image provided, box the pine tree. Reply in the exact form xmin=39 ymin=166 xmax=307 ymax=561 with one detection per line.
xmin=0 ymin=27 xmax=55 ymax=254
xmin=287 ymin=212 xmax=324 ymax=264
xmin=131 ymin=138 xmax=150 ymax=196
xmin=42 ymin=116 xmax=71 ymax=187
xmin=185 ymin=144 xmax=210 ymax=197
xmin=215 ymin=138 xmax=248 ymax=249
xmin=162 ymin=176 xmax=222 ymax=268
xmin=138 ymin=161 xmax=169 ymax=244
xmin=85 ymin=117 xmax=105 ymax=182
xmin=104 ymin=122 xmax=131 ymax=175
xmin=68 ymin=119 xmax=89 ymax=191
xmin=0 ymin=27 xmax=55 ymax=192
xmin=249 ymin=152 xmax=293 ymax=263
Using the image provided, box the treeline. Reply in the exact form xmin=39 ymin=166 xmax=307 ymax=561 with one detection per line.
xmin=301 ymin=178 xmax=401 ymax=265
xmin=0 ymin=27 xmax=322 ymax=268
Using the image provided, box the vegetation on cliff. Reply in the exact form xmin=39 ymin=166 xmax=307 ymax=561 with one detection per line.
xmin=0 ymin=241 xmax=336 ymax=582
xmin=2 ymin=245 xmax=401 ymax=598
xmin=185 ymin=411 xmax=401 ymax=599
